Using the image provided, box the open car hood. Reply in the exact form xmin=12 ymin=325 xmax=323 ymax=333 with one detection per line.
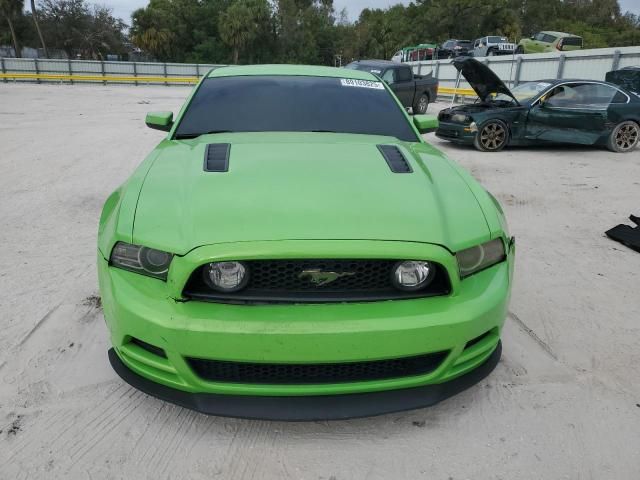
xmin=606 ymin=67 xmax=640 ymax=95
xmin=452 ymin=57 xmax=519 ymax=104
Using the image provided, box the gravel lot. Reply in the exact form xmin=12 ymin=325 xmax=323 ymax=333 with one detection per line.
xmin=1 ymin=83 xmax=639 ymax=479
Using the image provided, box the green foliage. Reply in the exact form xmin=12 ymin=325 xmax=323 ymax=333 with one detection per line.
xmin=1 ymin=0 xmax=639 ymax=63
xmin=34 ymin=0 xmax=126 ymax=58
xmin=219 ymin=0 xmax=272 ymax=63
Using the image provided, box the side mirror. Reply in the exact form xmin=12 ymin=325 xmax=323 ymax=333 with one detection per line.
xmin=413 ymin=114 xmax=439 ymax=134
xmin=145 ymin=111 xmax=173 ymax=131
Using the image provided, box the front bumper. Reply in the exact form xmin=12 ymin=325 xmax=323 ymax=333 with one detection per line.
xmin=435 ymin=122 xmax=476 ymax=144
xmin=99 ymin=239 xmax=514 ymax=418
xmin=109 ymin=341 xmax=502 ymax=420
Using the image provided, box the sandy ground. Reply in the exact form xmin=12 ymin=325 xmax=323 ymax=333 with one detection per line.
xmin=0 ymin=83 xmax=639 ymax=480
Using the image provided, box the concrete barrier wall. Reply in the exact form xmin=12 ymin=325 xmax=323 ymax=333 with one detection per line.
xmin=2 ymin=47 xmax=640 ymax=97
xmin=0 ymin=58 xmax=225 ymax=85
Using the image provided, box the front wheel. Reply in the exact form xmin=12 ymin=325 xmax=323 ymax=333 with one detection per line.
xmin=413 ymin=94 xmax=429 ymax=115
xmin=515 ymin=46 xmax=524 ymax=55
xmin=474 ymin=120 xmax=509 ymax=152
xmin=487 ymin=50 xmax=495 ymax=57
xmin=607 ymin=121 xmax=639 ymax=153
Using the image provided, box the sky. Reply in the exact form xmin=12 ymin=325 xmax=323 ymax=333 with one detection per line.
xmin=26 ymin=0 xmax=640 ymax=24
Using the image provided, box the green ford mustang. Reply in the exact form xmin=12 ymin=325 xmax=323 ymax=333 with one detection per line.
xmin=98 ymin=64 xmax=515 ymax=420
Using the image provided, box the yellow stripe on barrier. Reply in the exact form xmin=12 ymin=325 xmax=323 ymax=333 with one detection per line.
xmin=0 ymin=72 xmax=478 ymax=97
xmin=0 ymin=72 xmax=199 ymax=83
xmin=437 ymin=86 xmax=476 ymax=96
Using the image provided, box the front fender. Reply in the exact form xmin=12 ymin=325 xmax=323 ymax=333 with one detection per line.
xmin=97 ymin=148 xmax=164 ymax=259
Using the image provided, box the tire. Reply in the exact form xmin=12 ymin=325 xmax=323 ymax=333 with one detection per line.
xmin=474 ymin=120 xmax=509 ymax=152
xmin=515 ymin=46 xmax=524 ymax=55
xmin=487 ymin=49 xmax=495 ymax=57
xmin=413 ymin=94 xmax=429 ymax=115
xmin=607 ymin=120 xmax=640 ymax=153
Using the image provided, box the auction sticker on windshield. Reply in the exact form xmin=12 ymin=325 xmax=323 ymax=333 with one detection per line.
xmin=340 ymin=79 xmax=385 ymax=90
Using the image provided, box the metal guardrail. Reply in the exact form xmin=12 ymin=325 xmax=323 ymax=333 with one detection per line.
xmin=0 ymin=57 xmax=479 ymax=98
xmin=408 ymin=46 xmax=640 ymax=100
xmin=0 ymin=57 xmax=223 ymax=85
xmin=2 ymin=47 xmax=638 ymax=101
xmin=0 ymin=71 xmax=478 ymax=93
xmin=0 ymin=72 xmax=199 ymax=84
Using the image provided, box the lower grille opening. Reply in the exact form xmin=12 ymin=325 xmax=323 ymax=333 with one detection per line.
xmin=186 ymin=351 xmax=448 ymax=385
xmin=464 ymin=329 xmax=496 ymax=350
xmin=130 ymin=337 xmax=167 ymax=358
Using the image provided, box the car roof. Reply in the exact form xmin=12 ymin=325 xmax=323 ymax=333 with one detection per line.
xmin=207 ymin=64 xmax=377 ymax=81
xmin=348 ymin=60 xmax=402 ymax=68
xmin=541 ymin=31 xmax=581 ymax=38
xmin=524 ymin=79 xmax=630 ymax=90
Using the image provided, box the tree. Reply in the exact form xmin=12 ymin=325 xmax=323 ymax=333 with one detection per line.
xmin=30 ymin=0 xmax=48 ymax=56
xmin=0 ymin=0 xmax=23 ymax=57
xmin=37 ymin=0 xmax=126 ymax=59
xmin=219 ymin=0 xmax=271 ymax=64
xmin=274 ymin=0 xmax=335 ymax=64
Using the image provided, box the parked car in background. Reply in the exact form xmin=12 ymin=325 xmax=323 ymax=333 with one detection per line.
xmin=472 ymin=36 xmax=517 ymax=57
xmin=391 ymin=43 xmax=437 ymax=63
xmin=346 ymin=60 xmax=438 ymax=114
xmin=436 ymin=39 xmax=473 ymax=59
xmin=436 ymin=57 xmax=640 ymax=153
xmin=516 ymin=31 xmax=583 ymax=54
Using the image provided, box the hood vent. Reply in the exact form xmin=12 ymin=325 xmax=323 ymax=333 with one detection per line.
xmin=204 ymin=143 xmax=230 ymax=172
xmin=377 ymin=145 xmax=413 ymax=173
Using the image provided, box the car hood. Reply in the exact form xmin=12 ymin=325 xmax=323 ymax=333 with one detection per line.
xmin=452 ymin=56 xmax=519 ymax=104
xmin=132 ymin=133 xmax=491 ymax=255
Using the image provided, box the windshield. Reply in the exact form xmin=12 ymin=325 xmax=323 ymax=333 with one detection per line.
xmin=562 ymin=36 xmax=583 ymax=46
xmin=493 ymin=81 xmax=552 ymax=102
xmin=488 ymin=36 xmax=509 ymax=43
xmin=175 ymin=75 xmax=418 ymax=142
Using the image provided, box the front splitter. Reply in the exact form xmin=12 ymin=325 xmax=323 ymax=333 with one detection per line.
xmin=108 ymin=342 xmax=501 ymax=421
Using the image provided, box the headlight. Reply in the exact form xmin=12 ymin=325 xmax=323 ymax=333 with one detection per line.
xmin=110 ymin=242 xmax=173 ymax=280
xmin=456 ymin=238 xmax=506 ymax=278
xmin=391 ymin=260 xmax=436 ymax=291
xmin=203 ymin=261 xmax=249 ymax=292
xmin=451 ymin=113 xmax=471 ymax=123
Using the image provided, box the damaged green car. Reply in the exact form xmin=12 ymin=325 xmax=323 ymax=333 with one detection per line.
xmin=98 ymin=64 xmax=514 ymax=420
xmin=437 ymin=57 xmax=640 ymax=153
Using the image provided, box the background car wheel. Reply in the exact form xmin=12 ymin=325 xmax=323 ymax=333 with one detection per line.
xmin=474 ymin=120 xmax=509 ymax=152
xmin=515 ymin=46 xmax=524 ymax=54
xmin=607 ymin=121 xmax=639 ymax=153
xmin=413 ymin=94 xmax=429 ymax=115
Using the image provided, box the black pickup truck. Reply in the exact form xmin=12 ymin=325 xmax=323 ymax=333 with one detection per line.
xmin=345 ymin=60 xmax=439 ymax=114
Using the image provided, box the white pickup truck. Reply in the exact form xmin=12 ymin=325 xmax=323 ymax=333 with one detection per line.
xmin=472 ymin=36 xmax=517 ymax=57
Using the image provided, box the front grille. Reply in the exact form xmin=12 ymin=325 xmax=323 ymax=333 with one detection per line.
xmin=182 ymin=259 xmax=451 ymax=304
xmin=187 ymin=351 xmax=448 ymax=385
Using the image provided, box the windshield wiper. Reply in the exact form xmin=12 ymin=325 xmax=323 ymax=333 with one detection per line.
xmin=174 ymin=130 xmax=233 ymax=139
